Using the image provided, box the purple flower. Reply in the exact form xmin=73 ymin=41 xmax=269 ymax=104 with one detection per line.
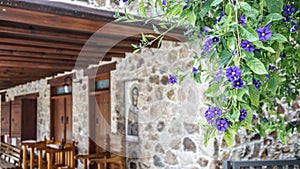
xmin=241 ymin=40 xmax=255 ymax=52
xmin=168 ymin=74 xmax=177 ymax=84
xmin=239 ymin=15 xmax=247 ymax=26
xmin=252 ymin=114 xmax=256 ymax=120
xmin=225 ymin=118 xmax=233 ymax=125
xmin=217 ymin=11 xmax=225 ymax=22
xmin=202 ymin=37 xmax=214 ymax=54
xmin=211 ymin=107 xmax=222 ymax=117
xmin=266 ymin=22 xmax=272 ymax=28
xmin=204 ymin=26 xmax=212 ymax=33
xmin=205 ymin=107 xmax=222 ymax=124
xmin=192 ymin=67 xmax=198 ymax=74
xmin=226 ymin=66 xmax=242 ymax=82
xmin=239 ymin=109 xmax=248 ymax=122
xmin=291 ymin=120 xmax=297 ymax=126
xmin=252 ymin=78 xmax=261 ymax=89
xmin=283 ymin=5 xmax=295 ymax=16
xmin=269 ymin=65 xmax=276 ymax=70
xmin=162 ymin=0 xmax=166 ymax=6
xmin=256 ymin=27 xmax=272 ymax=41
xmin=122 ymin=0 xmax=128 ymax=2
xmin=265 ymin=75 xmax=270 ymax=82
xmin=263 ymin=117 xmax=268 ymax=123
xmin=290 ymin=22 xmax=298 ymax=32
xmin=183 ymin=2 xmax=189 ymax=10
xmin=212 ymin=37 xmax=220 ymax=43
xmin=216 ymin=118 xmax=228 ymax=131
xmin=215 ymin=67 xmax=223 ymax=83
xmin=282 ymin=16 xmax=291 ymax=23
xmin=205 ymin=108 xmax=215 ymax=124
xmin=282 ymin=53 xmax=287 ymax=58
xmin=231 ymin=50 xmax=236 ymax=56
xmin=232 ymin=78 xmax=244 ymax=89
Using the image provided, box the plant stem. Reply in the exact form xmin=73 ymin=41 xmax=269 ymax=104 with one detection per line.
xmin=235 ymin=0 xmax=242 ymax=66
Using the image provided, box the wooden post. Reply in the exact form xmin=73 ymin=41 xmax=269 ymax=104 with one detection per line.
xmin=22 ymin=145 xmax=28 ymax=169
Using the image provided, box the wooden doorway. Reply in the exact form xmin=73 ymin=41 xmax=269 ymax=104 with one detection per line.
xmin=48 ymin=74 xmax=73 ymax=144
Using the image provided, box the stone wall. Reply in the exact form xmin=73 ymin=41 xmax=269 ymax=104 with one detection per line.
xmin=2 ymin=40 xmax=300 ymax=169
xmin=111 ymin=41 xmax=300 ymax=169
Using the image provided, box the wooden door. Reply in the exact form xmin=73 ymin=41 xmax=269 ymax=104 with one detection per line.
xmin=89 ymin=90 xmax=111 ymax=153
xmin=1 ymin=102 xmax=10 ymax=135
xmin=52 ymin=95 xmax=72 ymax=143
xmin=53 ymin=97 xmax=65 ymax=143
xmin=11 ymin=101 xmax=21 ymax=137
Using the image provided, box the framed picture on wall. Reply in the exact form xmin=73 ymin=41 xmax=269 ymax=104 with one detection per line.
xmin=125 ymin=80 xmax=139 ymax=142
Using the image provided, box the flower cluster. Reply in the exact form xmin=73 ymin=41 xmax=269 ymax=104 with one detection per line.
xmin=205 ymin=107 xmax=230 ymax=131
xmin=128 ymin=0 xmax=300 ymax=146
xmin=226 ymin=66 xmax=244 ymax=88
xmin=282 ymin=5 xmax=298 ymax=32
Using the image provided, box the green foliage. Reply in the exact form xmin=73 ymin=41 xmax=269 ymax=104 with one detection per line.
xmin=118 ymin=0 xmax=300 ymax=147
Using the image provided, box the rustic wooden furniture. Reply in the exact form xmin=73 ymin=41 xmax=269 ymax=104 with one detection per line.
xmin=0 ymin=141 xmax=22 ymax=168
xmin=44 ymin=142 xmax=76 ymax=169
xmin=22 ymin=139 xmax=52 ymax=169
xmin=75 ymin=153 xmax=107 ymax=169
xmin=49 ymin=74 xmax=73 ymax=144
xmin=222 ymin=159 xmax=300 ymax=169
xmin=89 ymin=134 xmax=126 ymax=169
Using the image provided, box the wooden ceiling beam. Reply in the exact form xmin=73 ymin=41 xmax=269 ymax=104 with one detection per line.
xmin=0 ymin=60 xmax=75 ymax=70
xmin=0 ymin=6 xmax=184 ymax=41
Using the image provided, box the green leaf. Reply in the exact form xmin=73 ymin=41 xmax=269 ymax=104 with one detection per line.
xmin=139 ymin=0 xmax=146 ymax=16
xmin=187 ymin=11 xmax=196 ymax=26
xmin=220 ymin=50 xmax=232 ymax=66
xmin=249 ymin=85 xmax=260 ymax=107
xmin=224 ymin=130 xmax=234 ymax=147
xmin=245 ymin=56 xmax=268 ymax=75
xmin=132 ymin=48 xmax=141 ymax=54
xmin=237 ymin=87 xmax=249 ymax=102
xmin=157 ymin=35 xmax=164 ymax=48
xmin=265 ymin=0 xmax=284 ymax=14
xmin=211 ymin=0 xmax=222 ymax=7
xmin=199 ymin=1 xmax=211 ymax=18
xmin=171 ymin=4 xmax=184 ymax=16
xmin=225 ymin=3 xmax=232 ymax=15
xmin=204 ymin=127 xmax=216 ymax=145
xmin=266 ymin=13 xmax=284 ymax=21
xmin=206 ymin=84 xmax=223 ymax=97
xmin=253 ymin=41 xmax=276 ymax=53
xmin=152 ymin=24 xmax=160 ymax=34
xmin=239 ymin=25 xmax=259 ymax=42
xmin=227 ymin=37 xmax=236 ymax=51
xmin=268 ymin=73 xmax=281 ymax=94
xmin=239 ymin=2 xmax=259 ymax=18
xmin=269 ymin=33 xmax=288 ymax=43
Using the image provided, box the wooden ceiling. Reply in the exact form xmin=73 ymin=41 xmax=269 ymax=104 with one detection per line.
xmin=0 ymin=0 xmax=184 ymax=90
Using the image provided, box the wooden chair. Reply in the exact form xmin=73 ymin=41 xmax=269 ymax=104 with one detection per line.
xmin=44 ymin=142 xmax=76 ymax=169
xmin=90 ymin=134 xmax=126 ymax=169
xmin=22 ymin=139 xmax=54 ymax=169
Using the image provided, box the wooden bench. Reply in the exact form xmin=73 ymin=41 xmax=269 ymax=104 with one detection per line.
xmin=76 ymin=134 xmax=126 ymax=169
xmin=222 ymin=158 xmax=300 ymax=169
xmin=0 ymin=142 xmax=22 ymax=169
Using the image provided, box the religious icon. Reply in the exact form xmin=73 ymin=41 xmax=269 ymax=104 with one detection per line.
xmin=125 ymin=81 xmax=139 ymax=142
